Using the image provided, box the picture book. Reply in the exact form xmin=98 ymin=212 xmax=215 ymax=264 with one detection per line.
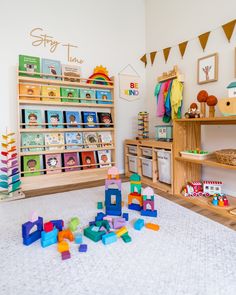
xmin=63 ymin=152 xmax=79 ymax=172
xmin=65 ymin=132 xmax=83 ymax=150
xmin=21 ymin=133 xmax=44 ymax=152
xmin=97 ymin=112 xmax=113 ymax=128
xmin=80 ymin=89 xmax=96 ymax=104
xmin=45 ymin=154 xmax=62 ymax=174
xmin=80 ymin=151 xmax=97 ymax=170
xmin=19 ymin=84 xmax=41 ymax=101
xmin=45 ymin=110 xmax=64 ymax=128
xmin=23 ymin=155 xmax=41 ymax=177
xmin=41 ymin=86 xmax=60 ymax=102
xmin=97 ymin=132 xmax=113 ymax=147
xmin=42 ymin=58 xmax=62 ymax=80
xmin=19 ymin=55 xmax=40 ymax=78
xmin=83 ymin=132 xmax=99 ymax=149
xmin=44 ymin=133 xmax=64 ymax=150
xmin=60 ymin=87 xmax=79 ymax=103
xmin=22 ymin=109 xmax=43 ymax=129
xmin=97 ymin=150 xmax=112 ymax=168
xmin=81 ymin=111 xmax=97 ymax=128
xmin=65 ymin=111 xmax=81 ymax=128
xmin=96 ymin=90 xmax=112 ymax=104
xmin=62 ymin=64 xmax=81 ymax=82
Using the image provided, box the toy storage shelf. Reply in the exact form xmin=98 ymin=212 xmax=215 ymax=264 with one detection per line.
xmin=124 ymin=139 xmax=173 ymax=194
xmin=17 ymin=71 xmax=116 ymax=195
xmin=173 ymin=117 xmax=236 ymax=220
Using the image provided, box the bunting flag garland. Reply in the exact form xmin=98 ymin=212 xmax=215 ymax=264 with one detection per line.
xmin=178 ymin=41 xmax=188 ymax=58
xmin=140 ymin=54 xmax=147 ymax=67
xmin=140 ymin=18 xmax=236 ymax=67
xmin=198 ymin=31 xmax=211 ymax=51
xmin=222 ymin=19 xmax=236 ymax=42
xmin=150 ymin=51 xmax=157 ymax=65
xmin=163 ymin=47 xmax=171 ymax=63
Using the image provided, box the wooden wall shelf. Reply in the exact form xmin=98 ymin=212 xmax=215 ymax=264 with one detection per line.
xmin=19 ymin=100 xmax=114 ymax=108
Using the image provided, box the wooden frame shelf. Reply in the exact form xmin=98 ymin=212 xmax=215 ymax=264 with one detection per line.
xmin=173 ymin=117 xmax=236 ymax=220
xmin=17 ymin=70 xmax=116 ymax=194
xmin=124 ymin=139 xmax=173 ymax=194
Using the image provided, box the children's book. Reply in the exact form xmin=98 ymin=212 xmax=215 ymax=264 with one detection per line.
xmin=63 ymin=152 xmax=79 ymax=172
xmin=97 ymin=150 xmax=112 ymax=168
xmin=19 ymin=55 xmax=40 ymax=77
xmin=45 ymin=110 xmax=64 ymax=128
xmin=81 ymin=111 xmax=97 ymax=128
xmin=96 ymin=90 xmax=112 ymax=104
xmin=97 ymin=112 xmax=113 ymax=128
xmin=80 ymin=89 xmax=96 ymax=104
xmin=45 ymin=154 xmax=62 ymax=174
xmin=19 ymin=84 xmax=41 ymax=101
xmin=80 ymin=151 xmax=97 ymax=170
xmin=23 ymin=155 xmax=41 ymax=177
xmin=22 ymin=109 xmax=43 ymax=129
xmin=64 ymin=111 xmax=81 ymax=128
xmin=44 ymin=133 xmax=64 ymax=151
xmin=42 ymin=58 xmax=62 ymax=80
xmin=65 ymin=132 xmax=83 ymax=150
xmin=41 ymin=86 xmax=60 ymax=102
xmin=97 ymin=132 xmax=113 ymax=147
xmin=60 ymin=87 xmax=79 ymax=103
xmin=83 ymin=132 xmax=99 ymax=149
xmin=62 ymin=64 xmax=81 ymax=82
xmin=21 ymin=133 xmax=44 ymax=152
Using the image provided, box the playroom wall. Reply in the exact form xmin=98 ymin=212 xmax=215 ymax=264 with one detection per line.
xmin=145 ymin=0 xmax=236 ymax=195
xmin=0 ymin=0 xmax=146 ymax=173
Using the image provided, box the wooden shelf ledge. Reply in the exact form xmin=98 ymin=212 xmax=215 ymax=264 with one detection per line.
xmin=174 ymin=117 xmax=236 ymax=125
xmin=19 ymin=100 xmax=114 ymax=108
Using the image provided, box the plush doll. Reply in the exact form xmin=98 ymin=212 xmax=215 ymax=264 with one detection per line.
xmin=184 ymin=103 xmax=201 ymax=118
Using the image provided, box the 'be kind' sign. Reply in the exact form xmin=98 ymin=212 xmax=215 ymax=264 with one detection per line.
xmin=119 ymin=74 xmax=141 ymax=101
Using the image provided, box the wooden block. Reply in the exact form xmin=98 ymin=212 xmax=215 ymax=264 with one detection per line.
xmin=145 ymin=223 xmax=160 ymax=231
xmin=58 ymin=241 xmax=69 ymax=253
xmin=116 ymin=226 xmax=127 ymax=237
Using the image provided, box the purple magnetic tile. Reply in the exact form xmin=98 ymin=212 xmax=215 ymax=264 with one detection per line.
xmin=79 ymin=244 xmax=87 ymax=252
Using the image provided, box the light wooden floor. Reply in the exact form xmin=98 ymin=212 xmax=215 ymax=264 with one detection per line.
xmin=24 ymin=176 xmax=236 ymax=231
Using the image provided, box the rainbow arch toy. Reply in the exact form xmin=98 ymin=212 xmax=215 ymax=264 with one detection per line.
xmin=87 ymin=65 xmax=113 ymax=86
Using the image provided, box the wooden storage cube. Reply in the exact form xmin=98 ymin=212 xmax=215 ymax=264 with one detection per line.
xmin=140 ymin=157 xmax=153 ymax=178
xmin=127 ymin=155 xmax=138 ymax=173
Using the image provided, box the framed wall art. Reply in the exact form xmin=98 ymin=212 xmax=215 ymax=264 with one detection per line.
xmin=197 ymin=53 xmax=218 ymax=84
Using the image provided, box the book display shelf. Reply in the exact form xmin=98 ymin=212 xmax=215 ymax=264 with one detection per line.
xmin=17 ymin=70 xmax=116 ymax=195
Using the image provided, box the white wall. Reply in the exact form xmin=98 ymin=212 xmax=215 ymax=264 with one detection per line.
xmin=146 ymin=0 xmax=236 ymax=195
xmin=0 ymin=0 xmax=146 ymax=172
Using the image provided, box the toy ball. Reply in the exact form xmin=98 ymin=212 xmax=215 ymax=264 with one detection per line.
xmin=207 ymin=95 xmax=218 ymax=106
xmin=197 ymin=90 xmax=208 ymax=102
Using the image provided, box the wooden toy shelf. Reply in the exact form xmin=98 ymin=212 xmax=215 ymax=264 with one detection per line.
xmin=17 ymin=71 xmax=116 ymax=195
xmin=124 ymin=139 xmax=173 ymax=194
xmin=173 ymin=117 xmax=236 ymax=220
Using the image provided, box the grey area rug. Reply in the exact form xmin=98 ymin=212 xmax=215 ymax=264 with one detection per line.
xmin=0 ymin=182 xmax=235 ymax=295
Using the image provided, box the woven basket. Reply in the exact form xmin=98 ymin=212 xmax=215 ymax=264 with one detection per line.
xmin=215 ymin=149 xmax=236 ymax=166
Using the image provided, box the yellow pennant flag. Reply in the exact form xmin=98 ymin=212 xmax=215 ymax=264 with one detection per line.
xmin=150 ymin=51 xmax=157 ymax=65
xmin=222 ymin=19 xmax=236 ymax=42
xmin=140 ymin=54 xmax=147 ymax=67
xmin=163 ymin=47 xmax=171 ymax=63
xmin=198 ymin=32 xmax=211 ymax=51
xmin=178 ymin=41 xmax=188 ymax=58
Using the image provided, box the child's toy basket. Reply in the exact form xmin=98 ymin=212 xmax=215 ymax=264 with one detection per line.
xmin=215 ymin=149 xmax=236 ymax=166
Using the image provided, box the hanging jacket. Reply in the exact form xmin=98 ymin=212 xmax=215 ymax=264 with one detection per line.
xmin=170 ymin=79 xmax=183 ymax=119
xmin=163 ymin=80 xmax=173 ymax=123
xmin=156 ymin=82 xmax=167 ymax=117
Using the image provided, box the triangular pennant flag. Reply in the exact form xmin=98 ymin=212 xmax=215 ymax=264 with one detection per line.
xmin=198 ymin=32 xmax=211 ymax=51
xmin=178 ymin=41 xmax=188 ymax=58
xmin=140 ymin=54 xmax=147 ymax=67
xmin=150 ymin=51 xmax=157 ymax=65
xmin=222 ymin=19 xmax=236 ymax=42
xmin=163 ymin=47 xmax=171 ymax=63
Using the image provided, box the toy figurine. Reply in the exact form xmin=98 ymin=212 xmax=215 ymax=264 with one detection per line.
xmin=223 ymin=196 xmax=229 ymax=206
xmin=184 ymin=103 xmax=201 ymax=118
xmin=212 ymin=195 xmax=218 ymax=206
xmin=218 ymin=196 xmax=224 ymax=207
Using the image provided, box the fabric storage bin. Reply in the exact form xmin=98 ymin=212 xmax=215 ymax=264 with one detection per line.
xmin=140 ymin=157 xmax=153 ymax=178
xmin=140 ymin=147 xmax=152 ymax=158
xmin=127 ymin=155 xmax=138 ymax=173
xmin=155 ymin=149 xmax=171 ymax=184
xmin=155 ymin=125 xmax=173 ymax=141
xmin=127 ymin=145 xmax=137 ymax=155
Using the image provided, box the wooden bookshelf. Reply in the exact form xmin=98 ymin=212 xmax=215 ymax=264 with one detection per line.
xmin=17 ymin=70 xmax=116 ymax=194
xmin=124 ymin=139 xmax=173 ymax=194
xmin=173 ymin=117 xmax=236 ymax=220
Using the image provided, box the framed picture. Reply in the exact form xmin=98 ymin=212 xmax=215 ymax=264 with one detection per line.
xmin=197 ymin=53 xmax=218 ymax=84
